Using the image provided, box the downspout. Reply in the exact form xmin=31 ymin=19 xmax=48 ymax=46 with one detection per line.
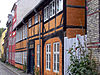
xmin=63 ymin=0 xmax=66 ymax=75
xmin=21 ymin=0 xmax=44 ymax=74
xmin=22 ymin=20 xmax=28 ymax=73
xmin=34 ymin=9 xmax=42 ymax=75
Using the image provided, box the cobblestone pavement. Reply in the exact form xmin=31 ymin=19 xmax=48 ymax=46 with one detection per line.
xmin=0 ymin=61 xmax=31 ymax=75
xmin=0 ymin=61 xmax=17 ymax=75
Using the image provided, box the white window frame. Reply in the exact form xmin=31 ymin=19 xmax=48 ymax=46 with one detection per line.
xmin=28 ymin=18 xmax=32 ymax=27
xmin=53 ymin=42 xmax=60 ymax=73
xmin=23 ymin=25 xmax=25 ymax=39
xmin=49 ymin=0 xmax=55 ymax=18
xmin=20 ymin=27 xmax=22 ymax=40
xmin=37 ymin=45 xmax=40 ymax=67
xmin=35 ymin=14 xmax=38 ymax=24
xmin=23 ymin=25 xmax=27 ymax=39
xmin=23 ymin=51 xmax=27 ymax=64
xmin=46 ymin=44 xmax=51 ymax=70
xmin=56 ymin=0 xmax=63 ymax=13
xmin=44 ymin=5 xmax=49 ymax=21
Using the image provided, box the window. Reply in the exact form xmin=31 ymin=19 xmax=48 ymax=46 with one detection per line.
xmin=23 ymin=25 xmax=27 ymax=39
xmin=49 ymin=0 xmax=55 ymax=17
xmin=28 ymin=18 xmax=32 ymax=27
xmin=20 ymin=27 xmax=22 ymax=40
xmin=23 ymin=51 xmax=27 ymax=64
xmin=16 ymin=27 xmax=23 ymax=42
xmin=44 ymin=0 xmax=63 ymax=21
xmin=46 ymin=44 xmax=51 ymax=70
xmin=44 ymin=6 xmax=49 ymax=21
xmin=9 ymin=38 xmax=12 ymax=45
xmin=37 ymin=45 xmax=40 ymax=67
xmin=35 ymin=14 xmax=38 ymax=24
xmin=15 ymin=52 xmax=23 ymax=64
xmin=44 ymin=0 xmax=55 ymax=21
xmin=25 ymin=25 xmax=27 ymax=38
xmin=56 ymin=0 xmax=63 ymax=13
xmin=16 ymin=29 xmax=19 ymax=42
xmin=53 ymin=42 xmax=59 ymax=72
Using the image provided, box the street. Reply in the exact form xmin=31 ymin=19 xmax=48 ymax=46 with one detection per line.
xmin=0 ymin=62 xmax=17 ymax=75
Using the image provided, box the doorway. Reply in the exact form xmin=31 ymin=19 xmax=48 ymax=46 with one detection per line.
xmin=27 ymin=40 xmax=35 ymax=74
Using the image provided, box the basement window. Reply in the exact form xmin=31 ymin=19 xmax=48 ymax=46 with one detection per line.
xmin=53 ymin=42 xmax=59 ymax=72
xmin=46 ymin=44 xmax=51 ymax=70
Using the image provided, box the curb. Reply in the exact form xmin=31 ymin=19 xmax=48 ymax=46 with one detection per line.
xmin=0 ymin=61 xmax=20 ymax=75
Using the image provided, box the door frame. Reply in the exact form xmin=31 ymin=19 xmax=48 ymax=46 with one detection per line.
xmin=27 ymin=40 xmax=35 ymax=74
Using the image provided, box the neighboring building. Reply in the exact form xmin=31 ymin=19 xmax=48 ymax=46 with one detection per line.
xmin=6 ymin=14 xmax=13 ymax=64
xmin=7 ymin=4 xmax=17 ymax=66
xmin=14 ymin=0 xmax=86 ymax=75
xmin=1 ymin=29 xmax=7 ymax=62
xmin=87 ymin=0 xmax=100 ymax=73
xmin=4 ymin=31 xmax=8 ymax=62
xmin=0 ymin=36 xmax=2 ymax=58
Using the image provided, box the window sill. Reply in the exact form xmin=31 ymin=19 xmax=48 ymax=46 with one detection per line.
xmin=37 ymin=65 xmax=40 ymax=67
xmin=53 ymin=70 xmax=59 ymax=73
xmin=46 ymin=69 xmax=51 ymax=71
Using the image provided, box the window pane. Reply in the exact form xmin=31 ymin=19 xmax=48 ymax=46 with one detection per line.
xmin=49 ymin=62 xmax=50 ymax=69
xmin=47 ymin=62 xmax=48 ymax=68
xmin=44 ymin=9 xmax=46 ymax=20
xmin=47 ymin=54 xmax=48 ymax=61
xmin=49 ymin=45 xmax=51 ymax=52
xmin=49 ymin=4 xmax=52 ymax=16
xmin=57 ymin=54 xmax=59 ymax=62
xmin=57 ymin=63 xmax=59 ymax=71
xmin=54 ymin=44 xmax=56 ymax=52
xmin=54 ymin=54 xmax=56 ymax=62
xmin=28 ymin=18 xmax=32 ymax=27
xmin=56 ymin=0 xmax=59 ymax=12
xmin=37 ymin=55 xmax=38 ymax=65
xmin=57 ymin=43 xmax=59 ymax=52
xmin=49 ymin=54 xmax=51 ymax=62
xmin=54 ymin=63 xmax=56 ymax=70
xmin=47 ymin=45 xmax=48 ymax=52
xmin=52 ymin=1 xmax=55 ymax=15
xmin=47 ymin=7 xmax=49 ymax=19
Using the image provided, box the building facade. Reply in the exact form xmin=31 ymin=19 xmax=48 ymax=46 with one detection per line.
xmin=4 ymin=31 xmax=8 ymax=62
xmin=1 ymin=29 xmax=7 ymax=62
xmin=14 ymin=0 xmax=86 ymax=75
xmin=7 ymin=4 xmax=17 ymax=65
xmin=0 ymin=36 xmax=2 ymax=58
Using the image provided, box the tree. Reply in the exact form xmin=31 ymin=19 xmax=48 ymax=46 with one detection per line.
xmin=0 ymin=28 xmax=5 ymax=37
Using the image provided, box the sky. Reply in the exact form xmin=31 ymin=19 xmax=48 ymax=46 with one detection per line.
xmin=0 ymin=0 xmax=16 ymax=28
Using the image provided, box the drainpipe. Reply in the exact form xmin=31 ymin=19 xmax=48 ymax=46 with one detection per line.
xmin=22 ymin=20 xmax=28 ymax=73
xmin=34 ymin=9 xmax=41 ymax=75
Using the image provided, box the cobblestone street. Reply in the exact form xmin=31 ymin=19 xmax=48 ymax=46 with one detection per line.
xmin=0 ymin=62 xmax=17 ymax=75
